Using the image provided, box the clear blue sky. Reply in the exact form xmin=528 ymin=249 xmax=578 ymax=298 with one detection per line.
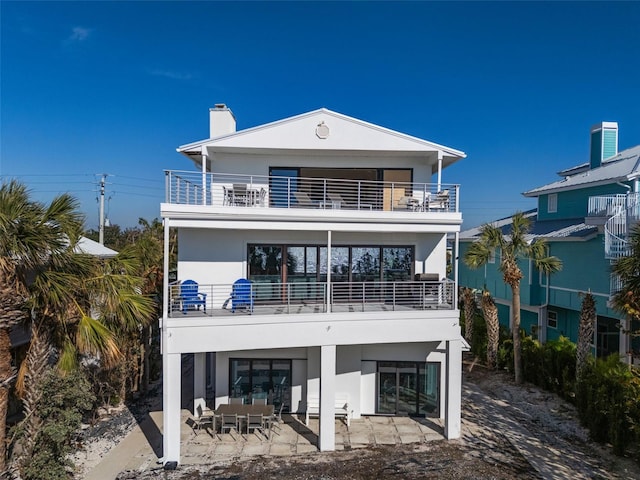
xmin=2 ymin=1 xmax=639 ymax=230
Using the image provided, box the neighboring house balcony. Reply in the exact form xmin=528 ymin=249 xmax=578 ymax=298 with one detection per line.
xmin=586 ymin=192 xmax=640 ymax=259
xmin=164 ymin=170 xmax=459 ymax=219
xmin=169 ymin=279 xmax=455 ymax=318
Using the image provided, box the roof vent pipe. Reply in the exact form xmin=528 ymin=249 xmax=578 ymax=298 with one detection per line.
xmin=209 ymin=104 xmax=236 ymax=138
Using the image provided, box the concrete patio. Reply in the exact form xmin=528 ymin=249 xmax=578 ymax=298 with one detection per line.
xmin=84 ymin=409 xmax=446 ymax=479
xmin=182 ymin=413 xmax=446 ymax=464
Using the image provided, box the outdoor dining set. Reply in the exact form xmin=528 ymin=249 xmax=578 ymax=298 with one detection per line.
xmin=193 ymin=397 xmax=284 ymax=440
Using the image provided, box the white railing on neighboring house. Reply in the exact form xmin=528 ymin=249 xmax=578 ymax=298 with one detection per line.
xmin=589 ymin=193 xmax=640 ymax=259
xmin=609 ymin=273 xmax=623 ymax=303
xmin=168 ymin=279 xmax=455 ymax=317
xmin=605 ymin=206 xmax=629 ymax=258
xmin=164 ymin=170 xmax=459 ymax=214
xmin=587 ymin=194 xmax=630 ymax=217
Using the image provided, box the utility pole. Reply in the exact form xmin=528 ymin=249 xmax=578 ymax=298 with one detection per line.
xmin=99 ymin=174 xmax=107 ymax=245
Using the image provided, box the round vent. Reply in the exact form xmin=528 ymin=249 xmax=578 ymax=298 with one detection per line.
xmin=316 ymin=121 xmax=330 ymax=139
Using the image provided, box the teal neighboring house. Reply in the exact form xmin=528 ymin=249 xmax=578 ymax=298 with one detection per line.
xmin=459 ymin=122 xmax=640 ymax=364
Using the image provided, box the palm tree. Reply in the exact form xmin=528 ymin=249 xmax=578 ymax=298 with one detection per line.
xmin=610 ymin=224 xmax=640 ymax=364
xmin=460 ymin=287 xmax=476 ymax=343
xmin=576 ymin=291 xmax=596 ymax=379
xmin=464 ymin=212 xmax=562 ymax=384
xmin=481 ymin=290 xmax=500 ymax=370
xmin=12 ymin=235 xmax=155 ymax=473
xmin=0 ymin=180 xmax=84 ymax=472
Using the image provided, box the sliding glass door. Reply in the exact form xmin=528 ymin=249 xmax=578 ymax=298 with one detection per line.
xmin=377 ymin=361 xmax=439 ymax=416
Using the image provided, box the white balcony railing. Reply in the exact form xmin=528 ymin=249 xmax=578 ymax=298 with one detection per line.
xmin=165 ymin=170 xmax=459 ymax=214
xmin=587 ymin=194 xmax=632 ymax=217
xmin=168 ymin=280 xmax=455 ymax=318
xmin=587 ymin=193 xmax=640 ymax=258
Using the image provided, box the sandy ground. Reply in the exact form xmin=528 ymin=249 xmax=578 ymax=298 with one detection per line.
xmin=72 ymin=355 xmax=640 ymax=479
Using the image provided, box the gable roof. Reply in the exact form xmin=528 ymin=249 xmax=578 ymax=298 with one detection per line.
xmin=177 ymin=108 xmax=466 ymax=168
xmin=523 ymin=145 xmax=640 ymax=197
xmin=460 ymin=209 xmax=598 ymax=242
xmin=75 ymin=236 xmax=118 ymax=258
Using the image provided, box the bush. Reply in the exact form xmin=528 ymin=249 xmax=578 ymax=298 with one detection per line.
xmin=497 ymin=332 xmax=513 ymax=372
xmin=469 ymin=312 xmax=488 ymax=361
xmin=21 ymin=369 xmax=95 ymax=480
xmin=576 ymin=356 xmax=640 ymax=455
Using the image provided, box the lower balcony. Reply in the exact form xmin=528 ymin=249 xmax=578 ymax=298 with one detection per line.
xmin=168 ymin=280 xmax=455 ymax=318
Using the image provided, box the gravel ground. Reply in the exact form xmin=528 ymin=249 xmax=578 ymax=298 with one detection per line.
xmin=76 ymin=355 xmax=640 ymax=479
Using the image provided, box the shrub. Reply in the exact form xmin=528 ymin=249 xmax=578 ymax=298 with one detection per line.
xmin=469 ymin=312 xmax=488 ymax=361
xmin=21 ymin=369 xmax=95 ymax=480
xmin=576 ymin=355 xmax=640 ymax=455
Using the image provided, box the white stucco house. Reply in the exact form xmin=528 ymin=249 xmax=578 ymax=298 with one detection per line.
xmin=160 ymin=105 xmax=467 ymax=465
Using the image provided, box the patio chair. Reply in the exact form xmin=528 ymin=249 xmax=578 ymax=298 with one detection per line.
xmin=192 ymin=404 xmax=214 ymax=434
xmin=220 ymin=413 xmax=239 ymax=434
xmin=229 ymin=397 xmax=245 ymax=405
xmin=427 ymin=190 xmax=450 ymax=211
xmin=252 ymin=397 xmax=267 ymax=405
xmin=222 ymin=186 xmax=232 ymax=206
xmin=254 ymin=187 xmax=267 ymax=207
xmin=293 ymin=191 xmax=317 ymax=208
xmin=179 ymin=280 xmax=207 ymax=314
xmin=265 ymin=402 xmax=285 ymax=436
xmin=327 ymin=192 xmax=348 ymax=208
xmin=231 ymin=278 xmax=254 ymax=313
xmin=232 ymin=183 xmax=248 ymax=206
xmin=397 ymin=196 xmax=420 ymax=211
xmin=245 ymin=413 xmax=265 ymax=437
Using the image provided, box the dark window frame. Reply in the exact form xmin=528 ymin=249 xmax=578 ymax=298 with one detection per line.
xmin=247 ymin=244 xmax=415 ymax=283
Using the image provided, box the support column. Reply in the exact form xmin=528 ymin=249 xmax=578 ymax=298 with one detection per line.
xmin=163 ymin=352 xmax=182 ymax=465
xmin=319 ymin=344 xmax=336 ymax=451
xmin=444 ymin=339 xmax=462 ymax=439
xmin=201 ymin=147 xmax=207 ymax=206
xmin=436 ymin=151 xmax=443 ymax=192
xmin=326 ymin=230 xmax=332 ymax=313
xmin=194 ymin=352 xmax=207 ymax=415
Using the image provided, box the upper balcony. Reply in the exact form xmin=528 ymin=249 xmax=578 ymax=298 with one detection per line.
xmin=164 ymin=170 xmax=459 ymax=217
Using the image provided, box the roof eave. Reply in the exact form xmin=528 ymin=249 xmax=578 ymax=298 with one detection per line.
xmin=522 ymin=176 xmax=632 ymax=197
xmin=177 ymin=108 xmax=466 ymax=159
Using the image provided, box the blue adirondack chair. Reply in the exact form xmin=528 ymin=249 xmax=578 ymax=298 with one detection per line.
xmin=180 ymin=279 xmax=207 ymax=314
xmin=231 ymin=278 xmax=254 ymax=313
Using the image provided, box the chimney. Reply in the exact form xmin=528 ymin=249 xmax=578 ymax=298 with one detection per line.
xmin=209 ymin=104 xmax=236 ymax=138
xmin=589 ymin=121 xmax=618 ymax=169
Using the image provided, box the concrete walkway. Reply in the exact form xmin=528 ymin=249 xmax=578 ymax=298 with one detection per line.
xmin=84 ymin=409 xmax=446 ymax=480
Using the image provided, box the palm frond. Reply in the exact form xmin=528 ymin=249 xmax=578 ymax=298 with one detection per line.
xmin=75 ymin=315 xmax=121 ymax=367
xmin=463 ymin=241 xmax=492 ymax=269
xmin=57 ymin=340 xmax=79 ymax=373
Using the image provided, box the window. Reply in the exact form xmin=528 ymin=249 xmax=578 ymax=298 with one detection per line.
xmin=548 ymin=194 xmax=558 ymax=213
xmin=248 ymin=244 xmax=414 ymax=284
xmin=488 ymin=248 xmax=496 ymax=264
xmin=547 ymin=311 xmax=558 ymax=329
xmin=229 ymin=358 xmax=291 ymax=411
